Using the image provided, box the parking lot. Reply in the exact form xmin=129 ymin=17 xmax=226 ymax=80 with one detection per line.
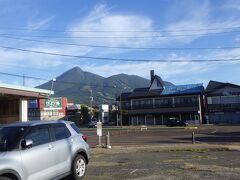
xmin=62 ymin=125 xmax=240 ymax=179
xmin=83 ymin=145 xmax=240 ymax=180
xmin=81 ymin=125 xmax=240 ymax=147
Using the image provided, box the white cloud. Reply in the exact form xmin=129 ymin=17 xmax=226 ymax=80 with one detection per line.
xmin=80 ymin=60 xmax=212 ymax=82
xmin=0 ymin=47 xmax=62 ymax=68
xmin=223 ymin=0 xmax=240 ymax=11
xmin=26 ymin=16 xmax=55 ymax=30
xmin=209 ymin=49 xmax=240 ymax=65
xmin=162 ymin=1 xmax=240 ymax=44
xmin=234 ymin=35 xmax=240 ymax=42
xmin=67 ymin=3 xmax=156 ymax=56
xmin=1 ymin=2 xmax=240 ymax=87
xmin=65 ymin=2 xmax=240 ymax=53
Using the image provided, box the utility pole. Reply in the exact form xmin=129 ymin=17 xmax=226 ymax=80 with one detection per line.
xmin=90 ymin=89 xmax=93 ymax=120
xmin=120 ymin=92 xmax=122 ymax=126
xmin=116 ymin=98 xmax=119 ymax=126
xmin=120 ymin=87 xmax=127 ymax=127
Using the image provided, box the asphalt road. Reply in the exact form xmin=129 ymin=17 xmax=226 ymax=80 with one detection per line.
xmin=81 ymin=125 xmax=240 ymax=147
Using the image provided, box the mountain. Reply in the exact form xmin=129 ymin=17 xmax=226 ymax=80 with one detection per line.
xmin=37 ymin=66 xmax=173 ymax=105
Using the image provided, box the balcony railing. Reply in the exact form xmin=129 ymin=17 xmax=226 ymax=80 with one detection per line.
xmin=121 ymin=97 xmax=200 ymax=110
xmin=131 ymin=103 xmax=199 ymax=110
xmin=132 ymin=104 xmax=153 ymax=109
xmin=155 ymin=104 xmax=173 ymax=108
xmin=175 ymin=103 xmax=199 ymax=107
xmin=208 ymin=103 xmax=240 ymax=110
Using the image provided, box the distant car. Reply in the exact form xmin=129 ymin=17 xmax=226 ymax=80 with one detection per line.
xmin=0 ymin=120 xmax=90 ymax=180
xmin=108 ymin=122 xmax=115 ymax=126
xmin=166 ymin=118 xmax=187 ymax=127
xmin=87 ymin=121 xmax=97 ymax=128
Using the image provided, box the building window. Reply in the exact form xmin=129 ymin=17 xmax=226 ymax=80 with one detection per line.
xmin=174 ymin=96 xmax=198 ymax=107
xmin=211 ymin=97 xmax=220 ymax=104
xmin=155 ymin=98 xmax=172 ymax=108
xmin=132 ymin=99 xmax=153 ymax=109
xmin=0 ymin=100 xmax=19 ymax=116
xmin=221 ymin=96 xmax=239 ymax=104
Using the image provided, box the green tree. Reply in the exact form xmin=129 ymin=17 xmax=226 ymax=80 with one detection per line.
xmin=93 ymin=108 xmax=100 ymax=120
xmin=80 ymin=104 xmax=90 ymax=125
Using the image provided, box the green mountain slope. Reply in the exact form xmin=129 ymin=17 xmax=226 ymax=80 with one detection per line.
xmin=37 ymin=66 xmax=172 ymax=105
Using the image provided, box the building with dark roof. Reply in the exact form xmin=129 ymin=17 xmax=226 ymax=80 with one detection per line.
xmin=205 ymin=80 xmax=240 ymax=124
xmin=118 ymin=70 xmax=205 ymax=125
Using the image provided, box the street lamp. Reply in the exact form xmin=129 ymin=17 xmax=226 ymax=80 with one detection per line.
xmin=47 ymin=78 xmax=56 ymax=120
xmin=49 ymin=78 xmax=56 ymax=97
xmin=120 ymin=87 xmax=127 ymax=127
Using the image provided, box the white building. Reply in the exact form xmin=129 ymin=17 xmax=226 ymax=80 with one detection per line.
xmin=101 ymin=104 xmax=109 ymax=123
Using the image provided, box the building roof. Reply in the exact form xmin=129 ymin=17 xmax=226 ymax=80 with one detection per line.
xmin=206 ymin=80 xmax=240 ymax=93
xmin=155 ymin=75 xmax=165 ymax=86
xmin=161 ymin=84 xmax=204 ymax=95
xmin=206 ymin=80 xmax=240 ymax=95
xmin=0 ymin=82 xmax=53 ymax=98
xmin=129 ymin=89 xmax=162 ymax=98
xmin=117 ymin=72 xmax=204 ymax=100
xmin=119 ymin=83 xmax=204 ymax=100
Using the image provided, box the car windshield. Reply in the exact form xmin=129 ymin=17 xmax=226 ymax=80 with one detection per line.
xmin=0 ymin=127 xmax=28 ymax=151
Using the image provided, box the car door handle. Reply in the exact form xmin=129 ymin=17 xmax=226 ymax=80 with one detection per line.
xmin=48 ymin=144 xmax=54 ymax=150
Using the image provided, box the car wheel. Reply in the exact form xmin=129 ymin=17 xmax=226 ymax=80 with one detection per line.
xmin=72 ymin=155 xmax=87 ymax=179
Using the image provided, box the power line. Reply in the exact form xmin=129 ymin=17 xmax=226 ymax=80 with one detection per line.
xmin=1 ymin=25 xmax=240 ymax=33
xmin=0 ymin=71 xmax=120 ymax=89
xmin=0 ymin=29 xmax=239 ymax=39
xmin=0 ymin=62 xmax=53 ymax=72
xmin=1 ymin=35 xmax=240 ymax=50
xmin=0 ymin=45 xmax=240 ymax=63
xmin=0 ymin=71 xmax=46 ymax=81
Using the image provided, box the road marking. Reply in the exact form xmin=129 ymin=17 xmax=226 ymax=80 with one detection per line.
xmin=130 ymin=169 xmax=138 ymax=174
xmin=211 ymin=128 xmax=218 ymax=134
xmin=121 ymin=168 xmax=148 ymax=175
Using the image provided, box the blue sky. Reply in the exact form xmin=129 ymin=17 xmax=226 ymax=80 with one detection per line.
xmin=0 ymin=0 xmax=240 ymax=87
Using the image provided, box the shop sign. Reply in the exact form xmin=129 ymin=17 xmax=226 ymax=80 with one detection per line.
xmin=44 ymin=98 xmax=62 ymax=110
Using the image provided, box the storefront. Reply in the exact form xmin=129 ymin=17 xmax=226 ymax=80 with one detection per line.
xmin=28 ymin=97 xmax=68 ymax=120
xmin=0 ymin=82 xmax=52 ymax=124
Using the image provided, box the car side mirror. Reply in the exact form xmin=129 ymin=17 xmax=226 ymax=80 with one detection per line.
xmin=21 ymin=139 xmax=33 ymax=149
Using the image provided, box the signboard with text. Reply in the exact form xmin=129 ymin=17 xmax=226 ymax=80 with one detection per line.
xmin=97 ymin=122 xmax=102 ymax=137
xmin=44 ymin=98 xmax=62 ymax=110
xmin=28 ymin=100 xmax=38 ymax=108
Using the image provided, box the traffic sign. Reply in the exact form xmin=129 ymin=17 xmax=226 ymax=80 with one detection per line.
xmin=97 ymin=122 xmax=102 ymax=137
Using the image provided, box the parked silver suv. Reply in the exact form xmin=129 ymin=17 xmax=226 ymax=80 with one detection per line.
xmin=0 ymin=120 xmax=90 ymax=180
